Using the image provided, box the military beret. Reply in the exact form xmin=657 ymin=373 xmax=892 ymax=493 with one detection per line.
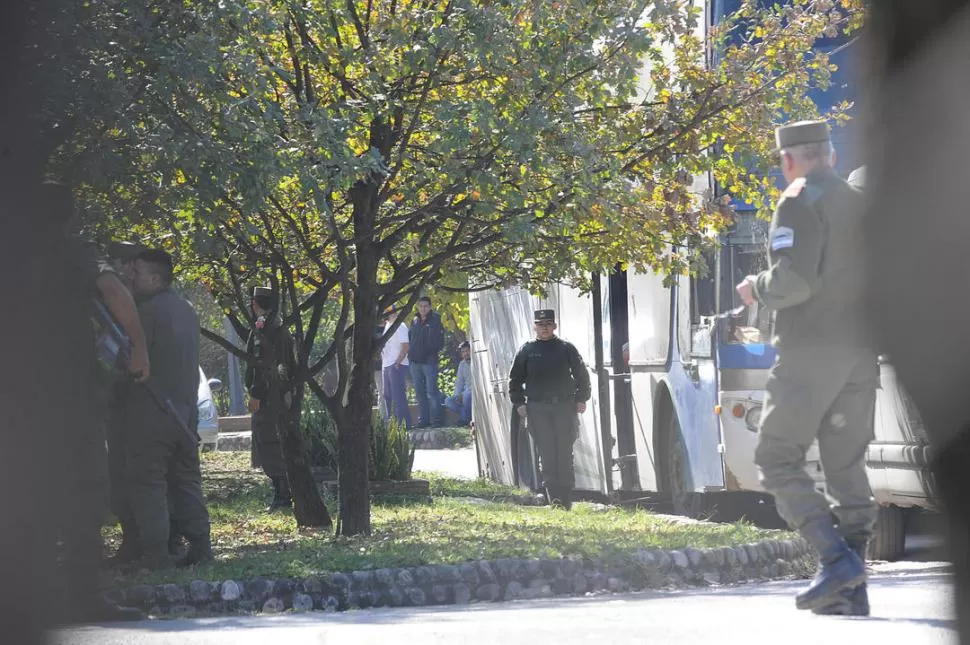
xmin=534 ymin=309 xmax=556 ymax=323
xmin=775 ymin=120 xmax=831 ymax=152
xmin=107 ymin=241 xmax=151 ymax=261
xmin=252 ymin=286 xmax=274 ymax=300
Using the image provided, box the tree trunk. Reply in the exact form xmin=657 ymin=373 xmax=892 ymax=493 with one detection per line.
xmin=280 ymin=385 xmax=332 ymax=528
xmin=335 ymin=287 xmax=379 ymax=536
xmin=337 ymin=170 xmax=385 ymax=535
xmin=263 ymin=336 xmax=332 ymax=528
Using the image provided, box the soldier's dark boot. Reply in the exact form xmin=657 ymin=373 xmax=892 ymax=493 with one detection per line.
xmin=168 ymin=524 xmax=185 ymax=559
xmin=813 ymin=539 xmax=870 ymax=616
xmin=795 ymin=519 xmax=866 ymax=610
xmin=132 ymin=545 xmax=176 ymax=572
xmin=558 ymin=487 xmax=573 ymax=511
xmin=176 ymin=537 xmax=214 ymax=567
xmin=547 ymin=485 xmax=572 ymax=510
xmin=53 ymin=595 xmax=147 ymax=626
xmin=266 ymin=476 xmax=293 ymax=513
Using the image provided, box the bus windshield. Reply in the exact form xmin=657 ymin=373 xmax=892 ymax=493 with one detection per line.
xmin=719 ymin=213 xmax=773 ymax=346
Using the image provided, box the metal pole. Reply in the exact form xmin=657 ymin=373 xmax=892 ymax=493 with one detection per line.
xmin=224 ymin=317 xmax=246 ymax=416
xmin=591 ymin=272 xmax=614 ymax=495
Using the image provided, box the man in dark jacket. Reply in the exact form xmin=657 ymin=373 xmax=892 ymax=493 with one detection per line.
xmin=123 ymin=249 xmax=211 ymax=569
xmin=245 ymin=286 xmax=297 ymax=512
xmin=408 ymin=296 xmax=446 ymax=428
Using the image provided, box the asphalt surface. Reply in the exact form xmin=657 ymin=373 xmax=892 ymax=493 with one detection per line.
xmin=412 ymin=446 xmax=479 ymax=479
xmin=51 ymin=561 xmax=954 ymax=645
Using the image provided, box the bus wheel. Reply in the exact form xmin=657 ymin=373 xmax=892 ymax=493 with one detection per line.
xmin=868 ymin=505 xmax=906 ymax=561
xmin=666 ymin=413 xmax=704 ymax=518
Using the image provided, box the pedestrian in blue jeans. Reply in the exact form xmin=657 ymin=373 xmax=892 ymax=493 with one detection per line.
xmin=444 ymin=341 xmax=473 ymax=425
xmin=380 ymin=305 xmax=411 ymax=428
xmin=408 ymin=296 xmax=445 ymax=428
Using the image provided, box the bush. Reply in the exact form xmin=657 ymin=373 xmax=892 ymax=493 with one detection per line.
xmin=370 ymin=411 xmax=415 ymax=481
xmin=301 ymin=393 xmax=338 ymax=476
xmin=301 ymin=392 xmax=415 ymax=481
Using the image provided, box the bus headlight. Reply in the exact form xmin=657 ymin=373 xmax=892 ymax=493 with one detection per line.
xmin=744 ymin=405 xmax=762 ymax=432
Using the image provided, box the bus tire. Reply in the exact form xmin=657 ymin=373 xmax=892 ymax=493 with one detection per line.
xmin=868 ymin=504 xmax=906 ymax=561
xmin=665 ymin=412 xmax=704 ymax=518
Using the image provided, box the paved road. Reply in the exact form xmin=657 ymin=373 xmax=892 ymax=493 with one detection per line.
xmin=412 ymin=447 xmax=479 ymax=479
xmin=52 ymin=561 xmax=954 ymax=645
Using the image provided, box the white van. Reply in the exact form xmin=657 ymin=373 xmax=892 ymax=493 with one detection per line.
xmin=866 ymin=358 xmax=937 ymax=560
xmin=197 ymin=367 xmax=223 ymax=451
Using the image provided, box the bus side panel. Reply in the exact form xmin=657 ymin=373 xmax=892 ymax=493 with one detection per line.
xmin=555 ymin=287 xmax=609 ymax=494
xmin=667 ymin=361 xmax=726 ymax=492
xmin=469 ymin=287 xmax=537 ymax=485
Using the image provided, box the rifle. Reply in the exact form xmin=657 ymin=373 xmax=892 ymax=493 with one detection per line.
xmin=93 ymin=298 xmax=200 ymax=445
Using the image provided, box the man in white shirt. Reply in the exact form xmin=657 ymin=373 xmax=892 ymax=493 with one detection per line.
xmin=381 ymin=305 xmax=412 ymax=428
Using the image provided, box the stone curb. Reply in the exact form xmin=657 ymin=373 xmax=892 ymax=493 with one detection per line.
xmin=215 ymin=431 xmax=252 ymax=452
xmin=103 ymin=537 xmax=817 ymax=618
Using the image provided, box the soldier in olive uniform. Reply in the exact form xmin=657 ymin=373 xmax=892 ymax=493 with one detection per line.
xmin=737 ymin=121 xmax=877 ymax=614
xmin=508 ymin=309 xmax=591 ymax=510
xmin=245 ymin=286 xmax=297 ymax=512
xmin=124 ymin=249 xmax=212 ymax=568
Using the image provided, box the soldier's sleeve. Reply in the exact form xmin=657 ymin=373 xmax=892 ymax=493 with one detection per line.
xmin=508 ymin=344 xmax=529 ymax=406
xmin=565 ymin=342 xmax=592 ymax=403
xmin=753 ymin=186 xmax=825 ymax=310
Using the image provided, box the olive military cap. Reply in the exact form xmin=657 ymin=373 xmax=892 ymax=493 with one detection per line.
xmin=107 ymin=241 xmax=151 ymax=261
xmin=775 ymin=120 xmax=831 ymax=152
xmin=534 ymin=309 xmax=555 ymax=323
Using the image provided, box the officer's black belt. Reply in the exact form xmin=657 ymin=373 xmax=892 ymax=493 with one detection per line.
xmin=527 ymin=396 xmax=572 ymax=404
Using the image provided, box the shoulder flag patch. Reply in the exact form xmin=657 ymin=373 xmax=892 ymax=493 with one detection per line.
xmin=782 ymin=177 xmax=806 ymax=198
xmin=770 ymin=226 xmax=795 ymax=251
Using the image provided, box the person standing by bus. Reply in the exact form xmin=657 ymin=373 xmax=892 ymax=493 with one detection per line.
xmin=737 ymin=120 xmax=877 ymax=615
xmin=508 ymin=309 xmax=591 ymax=510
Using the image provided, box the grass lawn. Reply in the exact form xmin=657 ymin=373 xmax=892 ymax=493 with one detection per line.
xmin=102 ymin=452 xmax=789 ymax=587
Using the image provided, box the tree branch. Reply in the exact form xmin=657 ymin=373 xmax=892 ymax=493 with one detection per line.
xmin=201 ymin=327 xmax=250 ymax=361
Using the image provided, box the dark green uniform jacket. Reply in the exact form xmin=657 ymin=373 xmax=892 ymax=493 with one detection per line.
xmin=753 ymin=166 xmax=869 ymax=349
xmin=126 ymin=287 xmax=201 ymax=424
xmin=508 ymin=337 xmax=592 ymax=405
xmin=245 ymin=315 xmax=296 ymax=476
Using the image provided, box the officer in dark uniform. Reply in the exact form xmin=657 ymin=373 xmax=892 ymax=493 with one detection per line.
xmin=245 ymin=286 xmax=297 ymax=512
xmin=124 ymin=249 xmax=212 ymax=568
xmin=508 ymin=309 xmax=591 ymax=510
xmin=737 ymin=120 xmax=877 ymax=614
